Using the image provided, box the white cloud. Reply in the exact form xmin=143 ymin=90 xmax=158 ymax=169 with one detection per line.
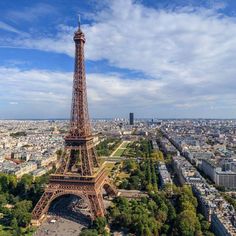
xmin=0 ymin=67 xmax=166 ymax=117
xmin=1 ymin=66 xmax=236 ymax=118
xmin=0 ymin=67 xmax=71 ymax=103
xmin=17 ymin=25 xmax=74 ymax=56
xmin=1 ymin=0 xmax=236 ymax=118
xmin=9 ymin=102 xmax=18 ymax=105
xmin=7 ymin=1 xmax=236 ymax=84
xmin=0 ymin=21 xmax=24 ymax=34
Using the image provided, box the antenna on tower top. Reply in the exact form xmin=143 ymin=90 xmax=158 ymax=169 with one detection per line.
xmin=78 ymin=13 xmax=81 ymax=30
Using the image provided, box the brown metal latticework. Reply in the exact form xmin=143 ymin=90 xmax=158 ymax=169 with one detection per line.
xmin=31 ymin=23 xmax=117 ymax=226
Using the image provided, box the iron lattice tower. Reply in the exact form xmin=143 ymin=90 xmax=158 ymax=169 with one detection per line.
xmin=63 ymin=27 xmax=99 ymax=176
xmin=31 ymin=23 xmax=116 ymax=226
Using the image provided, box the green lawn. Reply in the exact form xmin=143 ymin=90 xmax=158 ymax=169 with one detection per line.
xmin=0 ymin=225 xmax=12 ymax=236
xmin=113 ymin=148 xmax=126 ymax=157
xmin=120 ymin=142 xmax=129 ymax=148
xmin=105 ymin=162 xmax=115 ymax=171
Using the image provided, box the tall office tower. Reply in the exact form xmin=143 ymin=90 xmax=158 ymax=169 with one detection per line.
xmin=31 ymin=21 xmax=116 ymax=226
xmin=129 ymin=112 xmax=134 ymax=125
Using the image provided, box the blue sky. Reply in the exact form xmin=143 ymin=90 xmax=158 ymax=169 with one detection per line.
xmin=1 ymin=0 xmax=236 ymax=119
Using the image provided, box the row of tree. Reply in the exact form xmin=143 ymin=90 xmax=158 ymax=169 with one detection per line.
xmin=116 ymin=139 xmax=215 ymax=236
xmin=123 ymin=139 xmax=152 ymax=158
xmin=108 ymin=194 xmax=176 ymax=236
xmin=174 ymin=185 xmax=214 ymax=236
xmin=106 ymin=185 xmax=214 ymax=236
xmin=119 ymin=139 xmax=161 ymax=192
xmin=81 ymin=138 xmax=215 ymax=235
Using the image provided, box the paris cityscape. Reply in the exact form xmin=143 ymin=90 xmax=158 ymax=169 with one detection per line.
xmin=1 ymin=0 xmax=236 ymax=236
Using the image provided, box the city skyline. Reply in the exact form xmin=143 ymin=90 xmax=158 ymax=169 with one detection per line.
xmin=1 ymin=0 xmax=236 ymax=119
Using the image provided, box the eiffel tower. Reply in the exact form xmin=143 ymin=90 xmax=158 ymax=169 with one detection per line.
xmin=31 ymin=20 xmax=117 ymax=226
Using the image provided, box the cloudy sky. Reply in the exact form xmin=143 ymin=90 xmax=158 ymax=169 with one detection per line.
xmin=0 ymin=0 xmax=236 ymax=119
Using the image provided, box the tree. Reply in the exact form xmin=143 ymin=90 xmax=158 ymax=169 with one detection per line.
xmin=0 ymin=194 xmax=7 ymax=207
xmin=151 ymin=163 xmax=158 ymax=191
xmin=180 ymin=185 xmax=198 ymax=208
xmin=11 ymin=217 xmax=18 ymax=229
xmin=124 ymin=159 xmax=137 ymax=172
xmin=176 ymin=210 xmax=201 ymax=236
xmin=151 ymin=151 xmax=164 ymax=162
xmin=163 ymin=183 xmax=173 ymax=197
xmin=145 ymin=160 xmax=152 ymax=185
xmin=16 ymin=174 xmax=33 ymax=198
xmin=8 ymin=175 xmax=17 ymax=192
xmin=108 ymin=195 xmax=171 ymax=236
xmin=146 ymin=183 xmax=154 ymax=193
xmin=0 ymin=174 xmax=9 ymax=192
xmin=204 ymin=232 xmax=215 ymax=236
xmin=129 ymin=175 xmax=140 ymax=190
xmin=80 ymin=229 xmax=98 ymax=236
xmin=198 ymin=213 xmax=212 ymax=235
xmin=161 ymin=224 xmax=169 ymax=234
xmin=92 ymin=217 xmax=107 ymax=234
xmin=11 ymin=218 xmax=21 ymax=236
xmin=180 ymin=200 xmax=195 ymax=212
xmin=143 ymin=226 xmax=152 ymax=236
xmin=156 ymin=210 xmax=167 ymax=223
xmin=12 ymin=200 xmax=32 ymax=227
xmin=201 ymin=220 xmax=210 ymax=231
xmin=166 ymin=201 xmax=176 ymax=221
xmin=119 ymin=179 xmax=129 ymax=189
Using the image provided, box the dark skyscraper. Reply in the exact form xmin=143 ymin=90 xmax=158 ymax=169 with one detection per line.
xmin=129 ymin=112 xmax=134 ymax=125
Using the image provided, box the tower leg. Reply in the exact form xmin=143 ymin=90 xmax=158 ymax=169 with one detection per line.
xmin=31 ymin=191 xmax=55 ymax=226
xmin=31 ymin=185 xmax=108 ymax=226
xmin=88 ymin=193 xmax=105 ymax=219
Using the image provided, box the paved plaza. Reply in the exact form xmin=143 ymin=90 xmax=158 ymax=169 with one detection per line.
xmin=34 ymin=195 xmax=112 ymax=236
xmin=34 ymin=215 xmax=86 ymax=236
xmin=34 ymin=195 xmax=90 ymax=236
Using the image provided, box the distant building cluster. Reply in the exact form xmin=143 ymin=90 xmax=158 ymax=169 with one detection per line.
xmin=0 ymin=120 xmax=65 ymax=178
xmin=157 ymin=136 xmax=178 ymax=155
xmin=173 ymin=155 xmax=236 ymax=236
xmin=0 ymin=119 xmax=160 ymax=179
xmin=91 ymin=117 xmax=154 ymax=139
xmin=161 ymin=119 xmax=236 ymax=190
xmin=201 ymin=159 xmax=236 ymax=189
xmin=1 ymin=118 xmax=236 ymax=234
xmin=160 ymin=120 xmax=236 ymax=236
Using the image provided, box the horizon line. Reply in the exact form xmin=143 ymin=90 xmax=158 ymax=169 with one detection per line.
xmin=1 ymin=117 xmax=236 ymax=120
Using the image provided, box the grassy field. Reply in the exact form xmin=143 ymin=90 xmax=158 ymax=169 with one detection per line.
xmin=105 ymin=162 xmax=115 ymax=171
xmin=112 ymin=141 xmax=131 ymax=157
xmin=98 ymin=158 xmax=106 ymax=165
xmin=120 ymin=142 xmax=129 ymax=148
xmin=113 ymin=148 xmax=126 ymax=157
